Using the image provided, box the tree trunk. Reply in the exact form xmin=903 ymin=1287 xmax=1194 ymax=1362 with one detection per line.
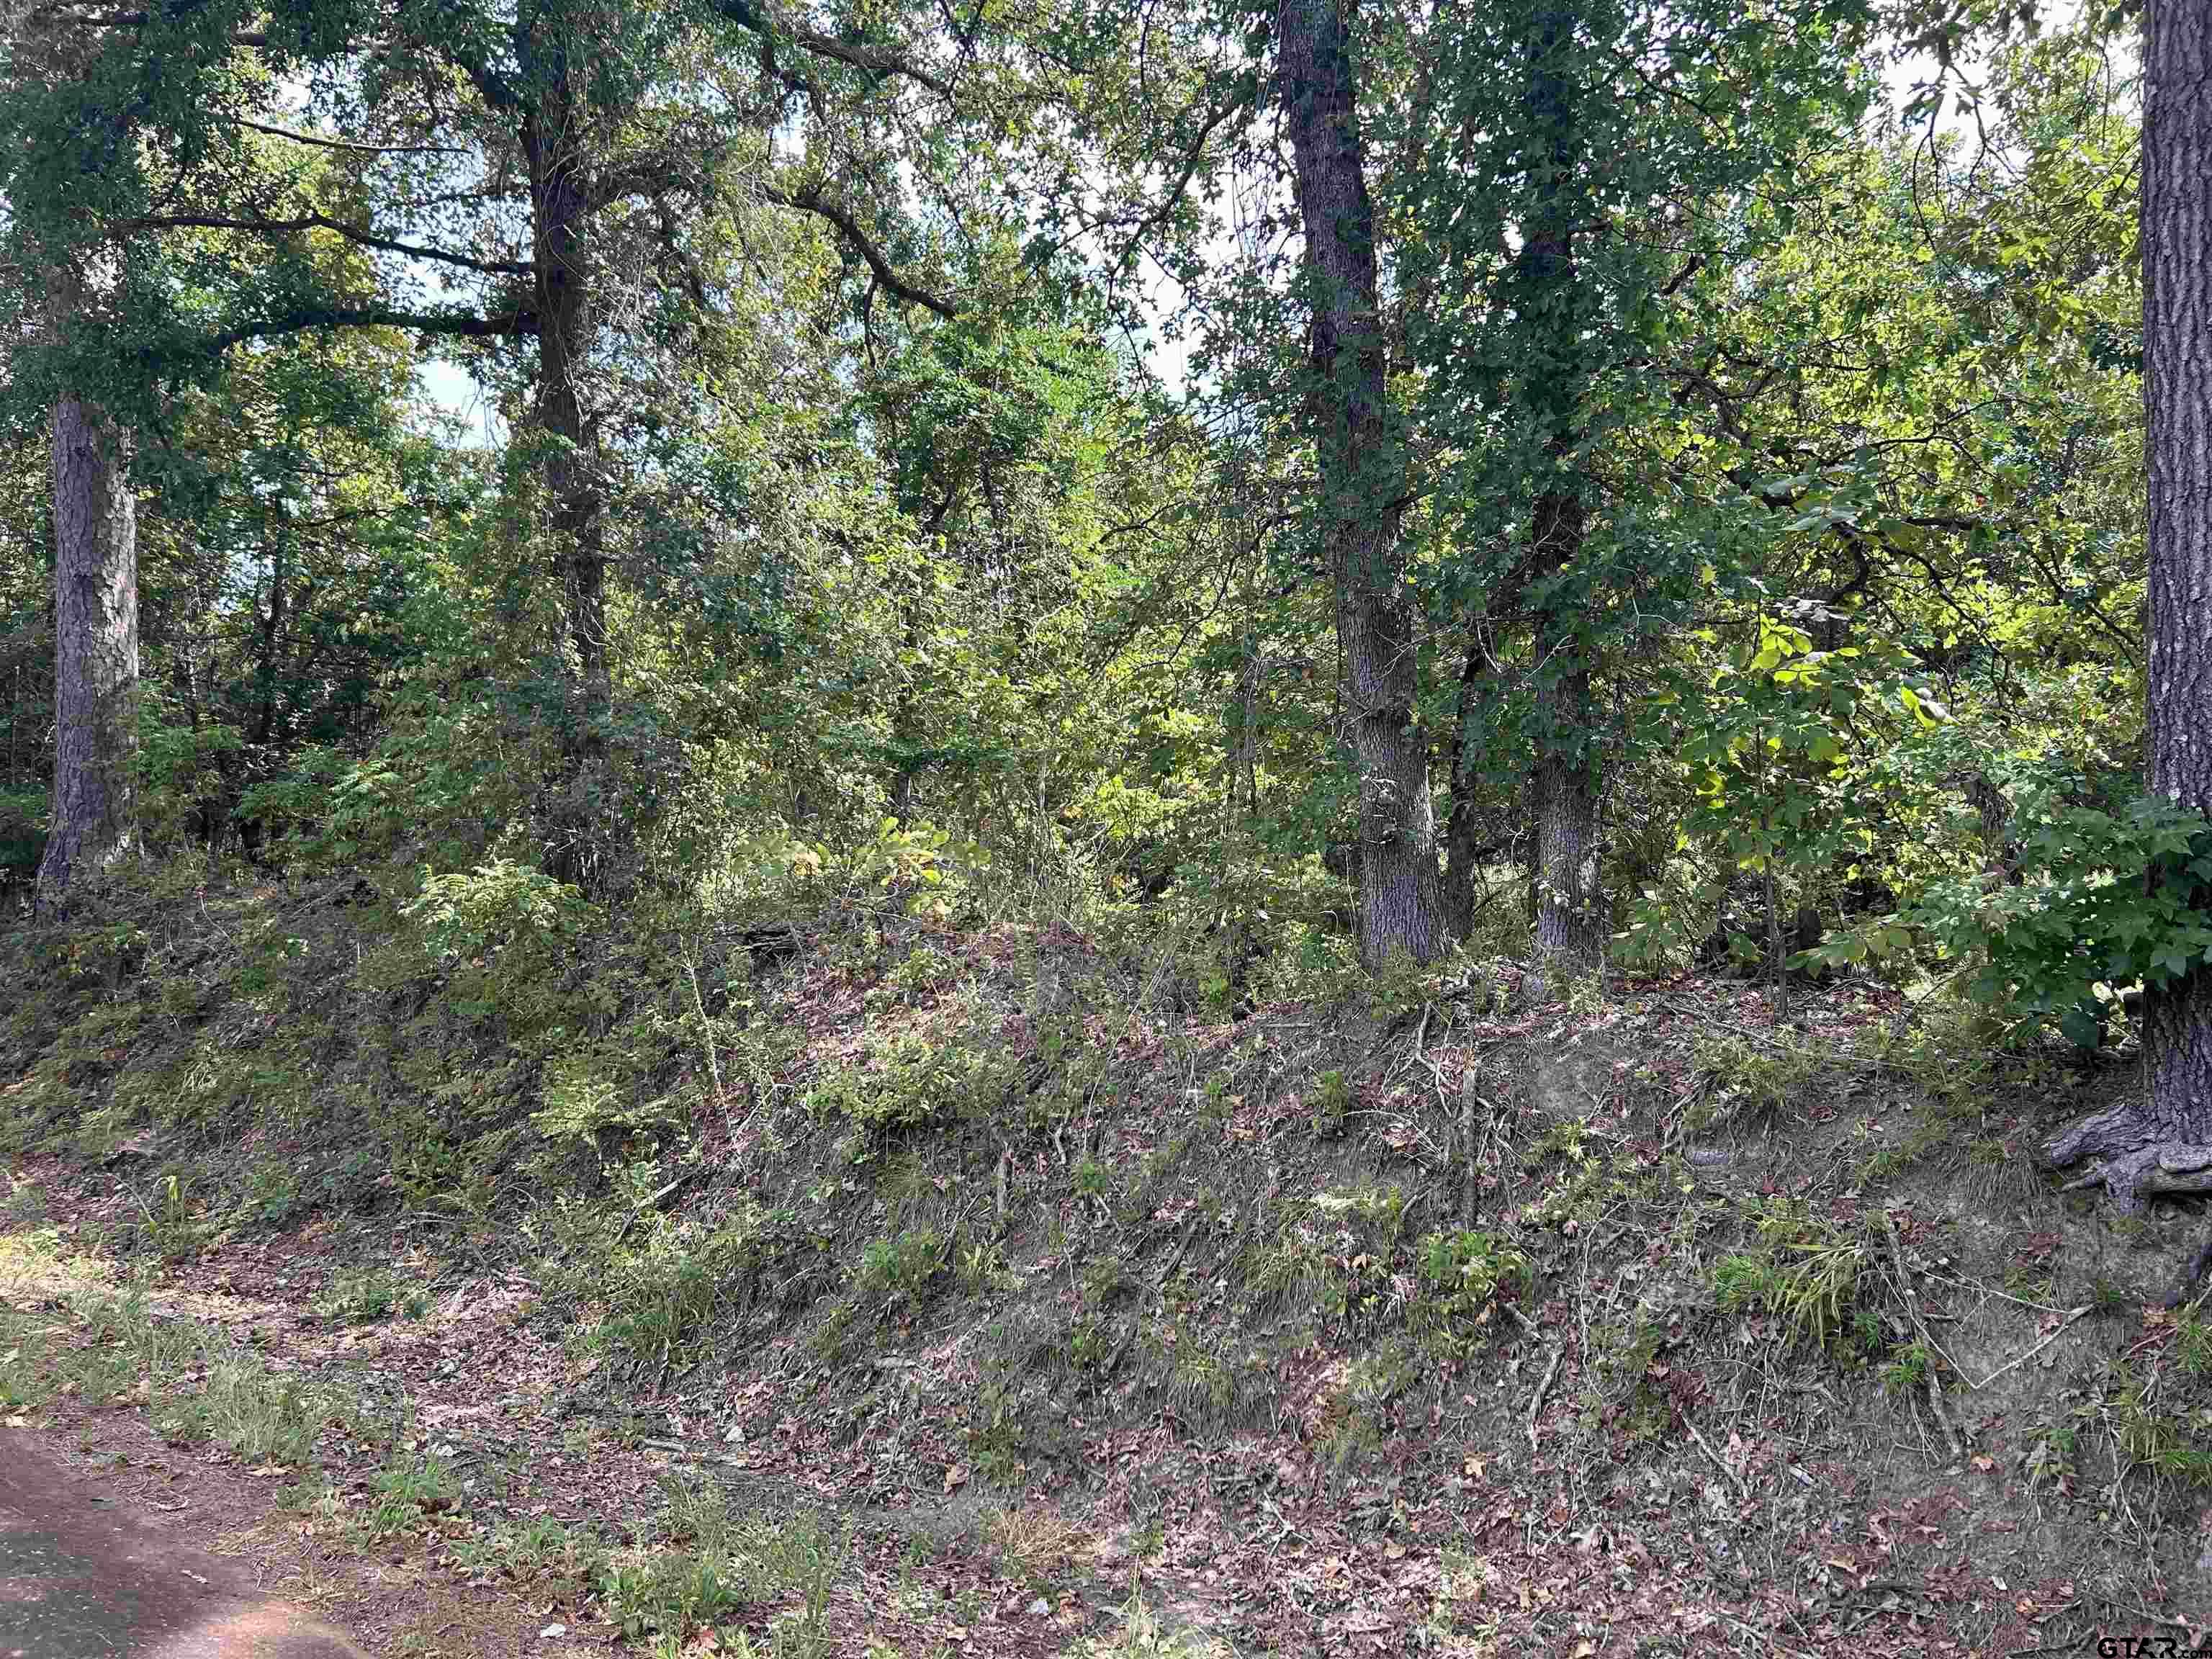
xmin=520 ymin=27 xmax=616 ymax=887
xmin=1529 ymin=491 xmax=1601 ymax=960
xmin=1277 ymin=0 xmax=1449 ymax=968
xmin=253 ymin=511 xmax=287 ymax=750
xmin=1442 ymin=629 xmax=1492 ymax=936
xmin=1516 ymin=5 xmax=1604 ymax=965
xmin=521 ymin=35 xmax=609 ymax=719
xmin=35 ymin=390 xmax=138 ymax=914
xmin=2046 ymin=0 xmax=2212 ymax=1215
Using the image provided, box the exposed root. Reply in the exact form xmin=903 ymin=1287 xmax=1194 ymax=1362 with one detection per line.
xmin=2045 ymin=1101 xmax=2212 ymax=1303
xmin=2043 ymin=1098 xmax=2212 ymax=1208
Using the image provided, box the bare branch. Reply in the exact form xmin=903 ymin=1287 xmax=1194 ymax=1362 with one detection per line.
xmin=236 ymin=118 xmax=469 ymax=157
xmin=125 ymin=212 xmax=530 ymax=276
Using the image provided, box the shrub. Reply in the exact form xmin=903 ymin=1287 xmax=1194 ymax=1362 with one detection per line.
xmin=1817 ymin=784 xmax=2212 ymax=1048
xmin=804 ymin=1017 xmax=1022 ymax=1141
xmin=1712 ymin=1200 xmax=1882 ymax=1358
xmin=857 ymin=1226 xmax=945 ymax=1305
xmin=1411 ymin=1229 xmax=1530 ymax=1352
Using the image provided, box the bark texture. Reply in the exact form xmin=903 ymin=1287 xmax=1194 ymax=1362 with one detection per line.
xmin=2046 ymin=0 xmax=2212 ymax=1210
xmin=521 ymin=34 xmax=609 ymax=712
xmin=1277 ymin=0 xmax=1448 ymax=966
xmin=36 ymin=391 xmax=139 ymax=914
xmin=517 ymin=13 xmax=619 ymax=888
xmin=1442 ymin=629 xmax=1498 ymax=936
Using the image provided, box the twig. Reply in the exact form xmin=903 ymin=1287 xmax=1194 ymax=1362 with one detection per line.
xmin=1881 ymin=1210 xmax=1966 ymax=1460
xmin=1717 ymin=1614 xmax=1822 ymax=1659
xmin=1924 ymin=1272 xmax=2067 ymax=1316
xmin=681 ymin=945 xmax=737 ymax=1146
xmin=1155 ymin=1215 xmax=1202 ymax=1287
xmin=1969 ymin=1307 xmax=2088 ymax=1390
xmin=1687 ymin=1421 xmax=1748 ymax=1498
xmin=1526 ymin=1347 xmax=1563 ymax=1451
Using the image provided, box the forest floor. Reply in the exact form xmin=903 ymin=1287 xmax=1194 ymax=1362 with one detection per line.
xmin=3 ymin=888 xmax=2211 ymax=1657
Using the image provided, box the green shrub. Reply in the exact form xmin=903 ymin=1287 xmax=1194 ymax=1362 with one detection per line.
xmin=530 ymin=1056 xmax=683 ymax=1163
xmin=1712 ymin=1201 xmax=1881 ymax=1357
xmin=600 ymin=1220 xmax=729 ymax=1372
xmin=858 ymin=1226 xmax=946 ymax=1305
xmin=315 ymin=1267 xmax=429 ymax=1326
xmin=1411 ymin=1229 xmax=1530 ymax=1352
xmin=1308 ymin=1069 xmax=1352 ymax=1136
xmin=1819 ymin=784 xmax=2212 ymax=1049
xmin=804 ymin=1019 xmax=1021 ymax=1140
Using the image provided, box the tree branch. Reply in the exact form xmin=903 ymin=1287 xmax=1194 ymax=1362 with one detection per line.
xmin=704 ymin=0 xmax=951 ymax=96
xmin=125 ymin=212 xmax=530 ymax=275
xmin=199 ymin=303 xmax=538 ymax=356
xmin=1108 ymin=78 xmax=1253 ymax=272
xmin=235 ymin=118 xmax=469 ymax=156
xmin=763 ymin=184 xmax=957 ymax=318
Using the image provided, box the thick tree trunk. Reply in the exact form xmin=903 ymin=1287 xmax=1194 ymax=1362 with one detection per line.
xmin=35 ymin=390 xmax=138 ymax=914
xmin=1277 ymin=0 xmax=1449 ymax=968
xmin=522 ymin=48 xmax=609 ymax=718
xmin=2046 ymin=0 xmax=2212 ymax=1220
xmin=519 ymin=32 xmax=617 ymax=887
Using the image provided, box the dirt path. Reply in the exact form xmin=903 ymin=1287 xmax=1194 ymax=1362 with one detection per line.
xmin=0 ymin=1429 xmax=368 ymax=1658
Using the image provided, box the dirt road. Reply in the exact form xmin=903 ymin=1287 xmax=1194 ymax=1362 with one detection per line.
xmin=0 ymin=1430 xmax=369 ymax=1658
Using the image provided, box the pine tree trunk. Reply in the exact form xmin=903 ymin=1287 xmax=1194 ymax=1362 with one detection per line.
xmin=1278 ymin=0 xmax=1449 ymax=968
xmin=35 ymin=390 xmax=138 ymax=915
xmin=2046 ymin=0 xmax=2212 ymax=1209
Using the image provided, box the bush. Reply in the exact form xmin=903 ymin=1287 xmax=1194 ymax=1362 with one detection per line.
xmin=1712 ymin=1200 xmax=1882 ymax=1358
xmin=1817 ymin=784 xmax=2212 ymax=1048
xmin=804 ymin=1012 xmax=1022 ymax=1141
xmin=1411 ymin=1228 xmax=1530 ymax=1352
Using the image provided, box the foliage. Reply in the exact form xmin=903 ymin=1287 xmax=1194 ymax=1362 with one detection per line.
xmin=803 ymin=1010 xmax=1024 ymax=1144
xmin=1409 ymin=1229 xmax=1530 ymax=1353
xmin=1712 ymin=1201 xmax=1884 ymax=1359
xmin=1894 ymin=786 xmax=2212 ymax=1046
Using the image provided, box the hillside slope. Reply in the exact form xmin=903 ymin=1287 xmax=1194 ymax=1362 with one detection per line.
xmin=3 ymin=867 xmax=2209 ymax=1655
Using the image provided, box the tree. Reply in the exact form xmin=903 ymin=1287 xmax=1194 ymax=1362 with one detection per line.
xmin=1397 ymin=0 xmax=1863 ymax=966
xmin=1277 ymin=0 xmax=1449 ymax=967
xmin=35 ymin=280 xmax=139 ymax=912
xmin=2044 ymin=0 xmax=2212 ymax=1214
xmin=1509 ymin=1 xmax=1603 ymax=963
xmin=1 ymin=8 xmax=161 ymax=914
